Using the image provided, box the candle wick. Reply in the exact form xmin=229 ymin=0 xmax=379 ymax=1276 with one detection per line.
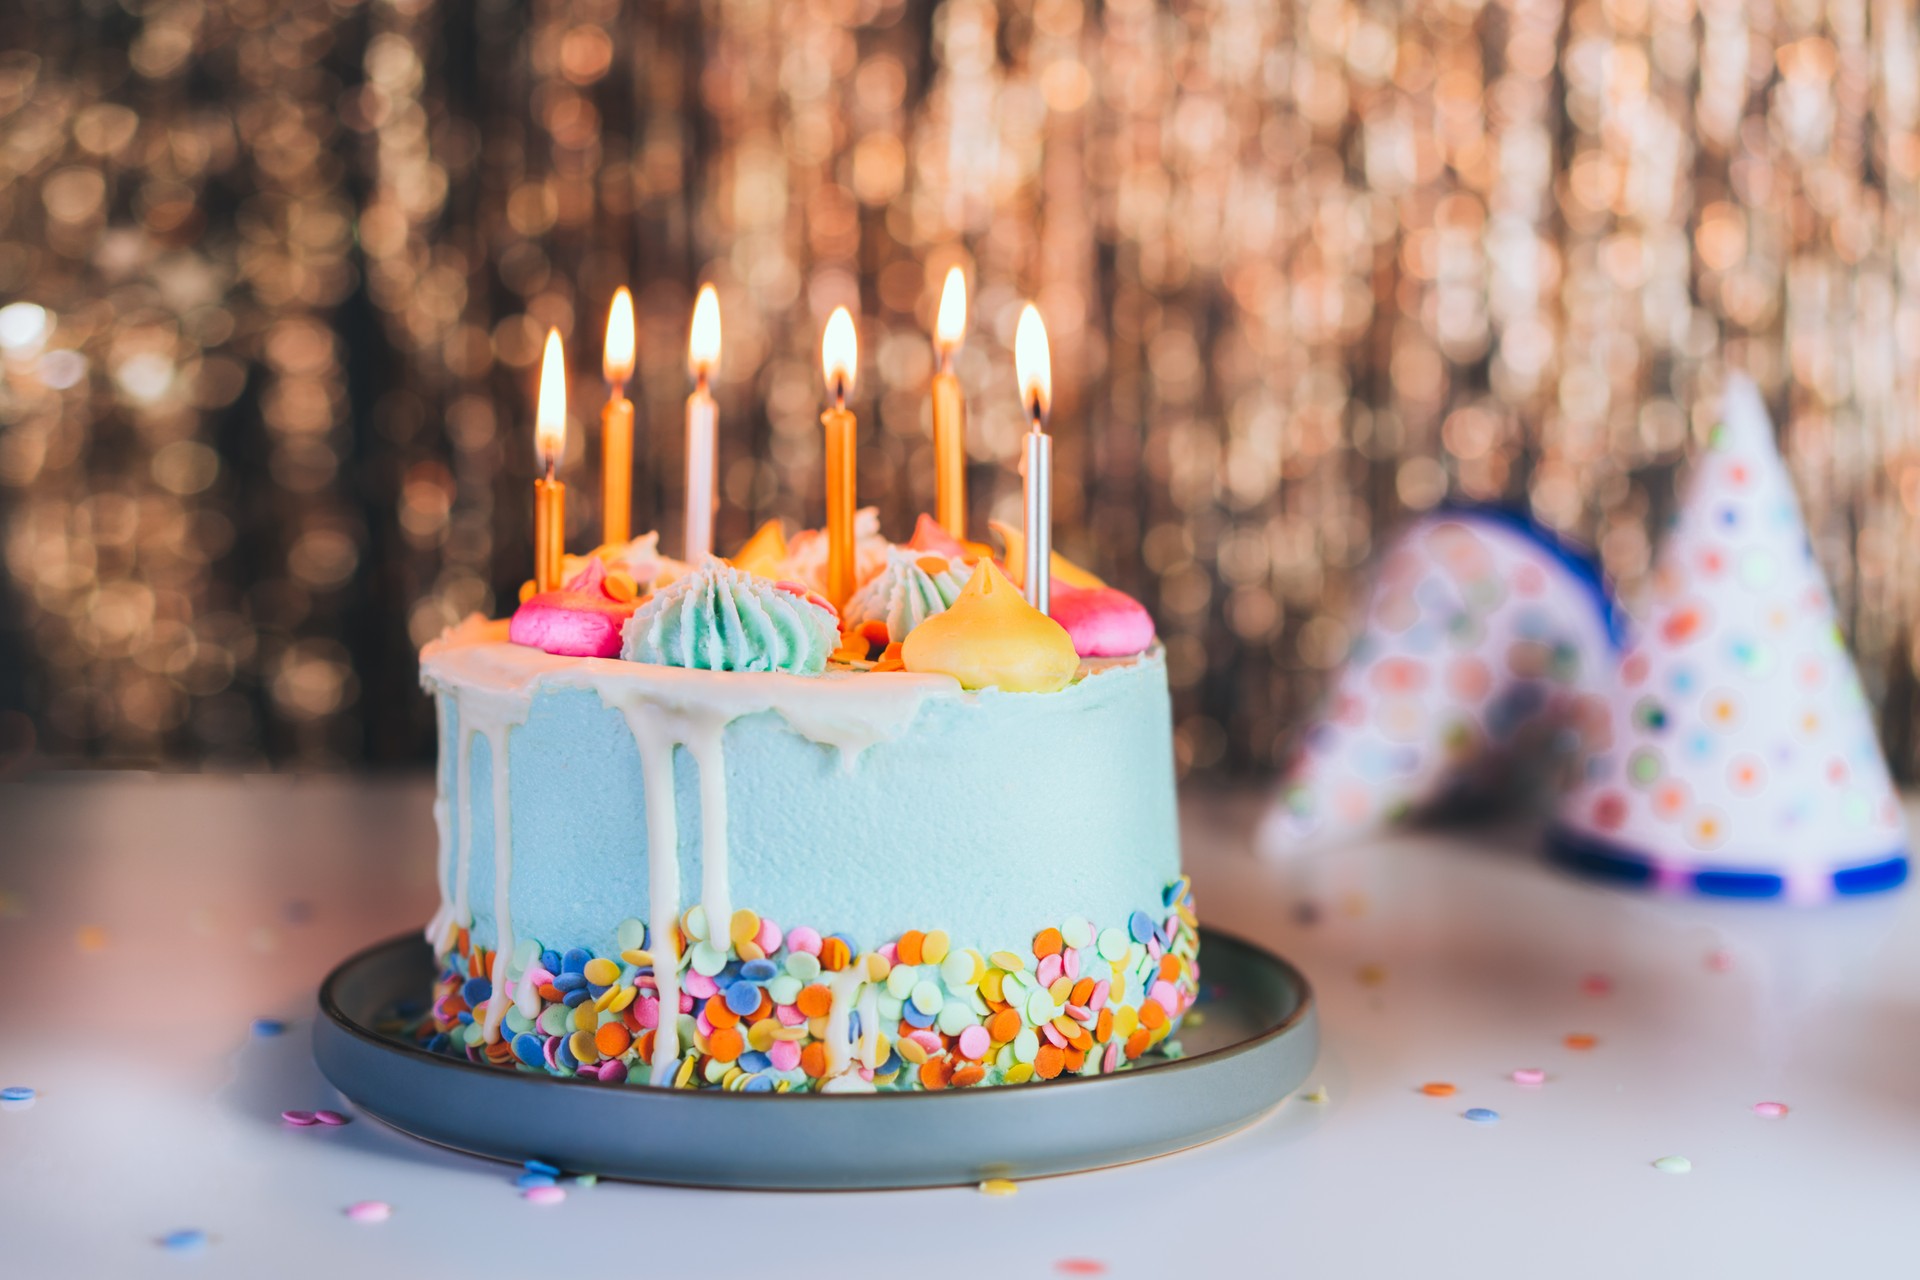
xmin=695 ymin=369 xmax=710 ymax=395
xmin=544 ymin=454 xmax=556 ymax=483
xmin=833 ymin=375 xmax=847 ymax=411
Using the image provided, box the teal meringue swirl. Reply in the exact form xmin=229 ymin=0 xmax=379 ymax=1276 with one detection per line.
xmin=841 ymin=548 xmax=970 ymax=644
xmin=620 ymin=561 xmax=840 ymax=675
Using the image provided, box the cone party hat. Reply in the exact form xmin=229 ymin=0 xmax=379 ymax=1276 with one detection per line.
xmin=1260 ymin=506 xmax=1621 ymax=856
xmin=1547 ymin=376 xmax=1907 ymax=901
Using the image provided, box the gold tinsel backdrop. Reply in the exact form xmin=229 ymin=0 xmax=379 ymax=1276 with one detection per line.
xmin=1 ymin=0 xmax=1917 ymax=776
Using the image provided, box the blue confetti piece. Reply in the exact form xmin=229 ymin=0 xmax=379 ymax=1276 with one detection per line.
xmin=160 ymin=1229 xmax=207 ymax=1254
xmin=1463 ymin=1108 xmax=1500 ymax=1124
xmin=250 ymin=1018 xmax=286 ymax=1037
xmin=460 ymin=976 xmax=491 ymax=1005
xmin=524 ymin=1158 xmax=561 ymax=1176
xmin=560 ymin=948 xmax=591 ymax=976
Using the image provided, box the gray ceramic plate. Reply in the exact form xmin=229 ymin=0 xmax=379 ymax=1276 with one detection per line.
xmin=313 ymin=928 xmax=1316 ymax=1189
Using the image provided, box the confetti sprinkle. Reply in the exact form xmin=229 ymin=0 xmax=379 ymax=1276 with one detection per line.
xmin=1753 ymin=1101 xmax=1789 ymax=1118
xmin=1652 ymin=1155 xmax=1693 ymax=1174
xmin=1463 ymin=1108 xmax=1499 ymax=1124
xmin=313 ymin=1110 xmax=350 ymax=1126
xmin=251 ymin=1018 xmax=286 ymax=1037
xmin=1055 ymin=1262 xmax=1107 ymax=1276
xmin=1580 ymin=973 xmax=1612 ymax=996
xmin=1300 ymin=1086 xmax=1328 ymax=1104
xmin=1510 ymin=1068 xmax=1546 ymax=1086
xmin=281 ymin=1110 xmax=317 ymax=1126
xmin=1564 ymin=1034 xmax=1599 ymax=1051
xmin=1357 ymin=964 xmax=1387 ymax=987
xmin=522 ymin=1184 xmax=566 ymax=1205
xmin=159 ymin=1229 xmax=208 ymax=1253
xmin=344 ymin=1201 xmax=391 ymax=1223
xmin=75 ymin=925 xmax=107 ymax=952
xmin=978 ymin=1178 xmax=1018 ymax=1197
xmin=1706 ymin=950 xmax=1733 ymax=972
xmin=1420 ymin=1082 xmax=1457 ymax=1097
xmin=1 ymin=1085 xmax=36 ymax=1111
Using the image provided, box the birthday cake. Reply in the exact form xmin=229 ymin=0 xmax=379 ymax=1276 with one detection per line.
xmin=416 ymin=516 xmax=1194 ymax=1093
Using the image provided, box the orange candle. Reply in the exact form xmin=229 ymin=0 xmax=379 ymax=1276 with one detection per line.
xmin=685 ymin=285 xmax=721 ymax=563
xmin=820 ymin=306 xmax=859 ymax=609
xmin=534 ymin=328 xmax=568 ymax=593
xmin=600 ymin=288 xmax=636 ymax=547
xmin=932 ymin=267 xmax=968 ymax=539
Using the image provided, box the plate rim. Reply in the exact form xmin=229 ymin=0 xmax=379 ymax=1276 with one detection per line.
xmin=318 ymin=925 xmax=1313 ymax=1104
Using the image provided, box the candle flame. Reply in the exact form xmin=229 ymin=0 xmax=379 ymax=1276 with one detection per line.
xmin=1015 ymin=304 xmax=1051 ymax=424
xmin=536 ymin=327 xmax=567 ymax=468
xmin=822 ymin=306 xmax=857 ymax=401
xmin=935 ymin=267 xmax=967 ymax=351
xmin=688 ymin=284 xmax=721 ymax=381
xmin=603 ymin=287 xmax=635 ymax=386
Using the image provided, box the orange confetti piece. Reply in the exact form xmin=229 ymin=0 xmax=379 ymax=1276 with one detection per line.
xmin=705 ymin=995 xmax=741 ymax=1030
xmin=707 ymin=1026 xmax=744 ymax=1063
xmin=795 ymin=984 xmax=833 ymax=1018
xmin=799 ymin=1042 xmax=827 ymax=1078
xmin=1034 ymin=1045 xmax=1066 ymax=1079
xmin=595 ymin=1024 xmax=632 ymax=1058
xmin=1565 ymin=1034 xmax=1599 ymax=1050
xmin=1033 ymin=928 xmax=1065 ymax=958
xmin=1420 ymin=1082 xmax=1456 ymax=1097
xmin=896 ymin=930 xmax=925 ymax=966
xmin=987 ymin=1009 xmax=1021 ymax=1043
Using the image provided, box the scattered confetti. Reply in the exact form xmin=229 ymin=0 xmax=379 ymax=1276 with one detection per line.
xmin=251 ymin=1018 xmax=286 ymax=1037
xmin=1056 ymin=1261 xmax=1107 ymax=1276
xmin=573 ymin=1173 xmax=598 ymax=1188
xmin=1420 ymin=1082 xmax=1457 ymax=1097
xmin=1463 ymin=1107 xmax=1500 ymax=1124
xmin=75 ymin=925 xmax=107 ymax=952
xmin=978 ymin=1178 xmax=1018 ymax=1196
xmin=280 ymin=1109 xmax=317 ymax=1126
xmin=1753 ymin=1101 xmax=1789 ymax=1118
xmin=1 ymin=1085 xmax=36 ymax=1111
xmin=1564 ymin=1034 xmax=1599 ymax=1051
xmin=1580 ymin=973 xmax=1613 ymax=996
xmin=1300 ymin=1085 xmax=1328 ymax=1103
xmin=1706 ymin=949 xmax=1733 ymax=972
xmin=1357 ymin=964 xmax=1387 ymax=987
xmin=524 ymin=1159 xmax=561 ymax=1177
xmin=1510 ymin=1068 xmax=1546 ymax=1086
xmin=159 ymin=1229 xmax=208 ymax=1253
xmin=522 ymin=1184 xmax=566 ymax=1205
xmin=313 ymin=1109 xmax=350 ymax=1126
xmin=344 ymin=1201 xmax=391 ymax=1223
xmin=1652 ymin=1155 xmax=1693 ymax=1174
xmin=515 ymin=1172 xmax=556 ymax=1190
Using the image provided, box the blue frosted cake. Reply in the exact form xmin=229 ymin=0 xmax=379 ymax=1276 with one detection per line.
xmin=418 ymin=515 xmax=1196 ymax=1092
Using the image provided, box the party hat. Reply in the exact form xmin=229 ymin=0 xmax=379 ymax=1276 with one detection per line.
xmin=1260 ymin=506 xmax=1622 ymax=856
xmin=1546 ymin=377 xmax=1907 ymax=901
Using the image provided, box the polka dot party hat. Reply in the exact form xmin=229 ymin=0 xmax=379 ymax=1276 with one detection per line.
xmin=1260 ymin=506 xmax=1621 ymax=856
xmin=1547 ymin=376 xmax=1907 ymax=901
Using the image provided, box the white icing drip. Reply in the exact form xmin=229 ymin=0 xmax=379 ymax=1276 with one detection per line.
xmin=823 ymin=964 xmax=866 ymax=1079
xmin=630 ymin=713 xmax=684 ymax=1082
xmin=856 ymin=980 xmax=880 ymax=1069
xmin=426 ymin=691 xmax=453 ymax=948
xmin=482 ymin=723 xmax=514 ymax=1042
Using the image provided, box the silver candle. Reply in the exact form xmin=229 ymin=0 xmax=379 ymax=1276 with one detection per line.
xmin=1015 ymin=304 xmax=1053 ymax=614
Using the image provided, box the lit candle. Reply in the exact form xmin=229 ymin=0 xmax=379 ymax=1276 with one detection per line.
xmin=820 ymin=306 xmax=859 ymax=609
xmin=1014 ymin=304 xmax=1053 ymax=614
xmin=931 ymin=267 xmax=968 ymax=539
xmin=600 ymin=288 xmax=636 ymax=547
xmin=534 ymin=327 xmax=568 ymax=593
xmin=685 ymin=285 xmax=721 ymax=563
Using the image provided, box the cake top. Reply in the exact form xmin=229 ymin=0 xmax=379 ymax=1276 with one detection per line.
xmin=482 ymin=509 xmax=1158 ymax=697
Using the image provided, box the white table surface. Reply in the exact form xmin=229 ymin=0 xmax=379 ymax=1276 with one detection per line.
xmin=1 ymin=774 xmax=1915 ymax=1277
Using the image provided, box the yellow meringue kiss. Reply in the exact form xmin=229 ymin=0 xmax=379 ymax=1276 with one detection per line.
xmin=729 ymin=518 xmax=789 ymax=579
xmin=902 ymin=560 xmax=1080 ymax=693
